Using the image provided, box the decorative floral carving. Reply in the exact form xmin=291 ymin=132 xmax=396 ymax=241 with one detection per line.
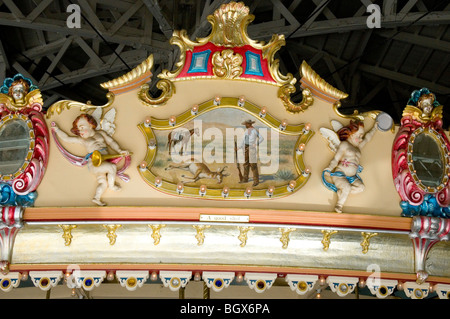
xmin=212 ymin=50 xmax=243 ymax=79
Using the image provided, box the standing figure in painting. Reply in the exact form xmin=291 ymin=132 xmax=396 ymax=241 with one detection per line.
xmin=236 ymin=119 xmax=264 ymax=187
xmin=320 ymin=119 xmax=377 ymax=213
xmin=52 ymin=113 xmax=129 ymax=206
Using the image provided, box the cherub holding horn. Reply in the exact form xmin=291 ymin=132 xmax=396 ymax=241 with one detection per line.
xmin=51 ymin=108 xmax=130 ymax=206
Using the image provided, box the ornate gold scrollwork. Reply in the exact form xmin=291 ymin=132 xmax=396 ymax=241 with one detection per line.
xmin=321 ymin=230 xmax=338 ymax=251
xmin=193 ymin=225 xmax=211 ymax=246
xmin=237 ymin=226 xmax=254 ymax=247
xmin=103 ymin=225 xmax=121 ymax=245
xmin=46 ymin=92 xmax=115 ymax=119
xmin=360 ymin=232 xmax=378 ymax=254
xmin=101 ymin=55 xmax=154 ymax=90
xmin=333 ymin=101 xmax=381 ymax=122
xmin=137 ymin=79 xmax=175 ymax=107
xmin=58 ymin=225 xmax=77 ymax=246
xmin=212 ymin=50 xmax=243 ymax=79
xmin=149 ymin=224 xmax=166 ymax=245
xmin=279 ymin=228 xmax=296 ymax=249
xmin=278 ymin=85 xmax=314 ymax=113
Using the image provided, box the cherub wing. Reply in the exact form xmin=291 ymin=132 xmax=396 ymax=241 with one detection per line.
xmin=330 ymin=120 xmax=344 ymax=132
xmin=100 ymin=108 xmax=116 ymax=136
xmin=319 ymin=127 xmax=340 ymax=153
xmin=25 ymin=89 xmax=44 ymax=106
xmin=431 ymin=104 xmax=443 ymax=121
xmin=402 ymin=105 xmax=422 ymax=119
xmin=90 ymin=107 xmax=103 ymax=130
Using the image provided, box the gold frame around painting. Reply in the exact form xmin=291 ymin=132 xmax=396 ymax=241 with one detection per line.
xmin=137 ymin=96 xmax=314 ymax=200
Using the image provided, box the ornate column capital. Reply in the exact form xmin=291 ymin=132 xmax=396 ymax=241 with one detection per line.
xmin=0 ymin=206 xmax=24 ymax=274
xmin=409 ymin=216 xmax=450 ymax=283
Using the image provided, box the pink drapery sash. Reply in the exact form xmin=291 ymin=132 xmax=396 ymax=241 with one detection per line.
xmin=51 ymin=129 xmax=131 ymax=182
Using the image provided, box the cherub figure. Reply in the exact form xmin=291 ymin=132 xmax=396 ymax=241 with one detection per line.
xmin=52 ymin=109 xmax=129 ymax=206
xmin=320 ymin=119 xmax=377 ymax=213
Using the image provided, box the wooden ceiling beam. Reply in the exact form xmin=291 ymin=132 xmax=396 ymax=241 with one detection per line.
xmin=286 ymin=11 xmax=450 ymax=38
xmin=141 ymin=0 xmax=174 ymax=39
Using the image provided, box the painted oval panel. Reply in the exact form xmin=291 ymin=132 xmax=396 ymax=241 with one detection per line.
xmin=152 ymin=108 xmax=299 ymax=190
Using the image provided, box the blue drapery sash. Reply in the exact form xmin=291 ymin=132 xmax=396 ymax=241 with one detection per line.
xmin=322 ymin=165 xmax=363 ymax=192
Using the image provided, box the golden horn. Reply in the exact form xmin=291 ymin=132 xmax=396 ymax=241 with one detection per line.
xmin=91 ymin=150 xmax=126 ymax=167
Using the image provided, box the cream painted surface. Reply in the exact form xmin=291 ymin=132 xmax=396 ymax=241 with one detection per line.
xmin=37 ymin=79 xmax=402 ymax=216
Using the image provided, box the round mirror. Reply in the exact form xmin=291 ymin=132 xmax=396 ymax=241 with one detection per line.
xmin=411 ymin=132 xmax=444 ymax=187
xmin=0 ymin=118 xmax=32 ymax=177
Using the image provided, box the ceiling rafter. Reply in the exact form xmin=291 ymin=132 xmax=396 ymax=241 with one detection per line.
xmin=0 ymin=0 xmax=447 ymax=122
xmin=141 ymin=0 xmax=174 ymax=39
xmin=286 ymin=11 xmax=450 ymax=38
xmin=0 ymin=12 xmax=172 ymax=53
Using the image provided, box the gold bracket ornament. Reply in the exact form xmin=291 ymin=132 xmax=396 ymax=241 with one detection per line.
xmin=360 ymin=232 xmax=378 ymax=254
xmin=278 ymin=85 xmax=314 ymax=114
xmin=279 ymin=228 xmax=296 ymax=249
xmin=193 ymin=225 xmax=211 ymax=246
xmin=237 ymin=226 xmax=254 ymax=247
xmin=149 ymin=224 xmax=166 ymax=245
xmin=137 ymin=79 xmax=175 ymax=107
xmin=59 ymin=225 xmax=77 ymax=246
xmin=46 ymin=92 xmax=115 ymax=119
xmin=321 ymin=230 xmax=338 ymax=251
xmin=103 ymin=225 xmax=121 ymax=245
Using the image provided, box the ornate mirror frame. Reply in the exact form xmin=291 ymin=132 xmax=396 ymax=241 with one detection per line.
xmin=0 ymin=74 xmax=49 ymax=207
xmin=392 ymin=88 xmax=450 ymax=218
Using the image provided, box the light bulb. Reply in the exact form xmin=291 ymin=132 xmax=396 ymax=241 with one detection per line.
xmin=302 ymin=167 xmax=311 ymax=177
xmin=303 ymin=123 xmax=311 ymax=134
xmin=266 ymin=185 xmax=275 ymax=197
xmin=296 ymin=143 xmax=305 ymax=155
xmin=259 ymin=107 xmax=267 ymax=118
xmin=177 ymin=182 xmax=184 ymax=194
xmin=144 ymin=116 xmax=152 ymax=127
xmin=222 ymin=186 xmax=230 ymax=198
xmin=280 ymin=119 xmax=288 ymax=131
xmin=238 ymin=95 xmax=245 ymax=107
xmin=287 ymin=180 xmax=296 ymax=192
xmin=148 ymin=138 xmax=156 ymax=149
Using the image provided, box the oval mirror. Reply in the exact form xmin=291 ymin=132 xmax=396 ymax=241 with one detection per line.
xmin=411 ymin=132 xmax=444 ymax=187
xmin=0 ymin=118 xmax=32 ymax=177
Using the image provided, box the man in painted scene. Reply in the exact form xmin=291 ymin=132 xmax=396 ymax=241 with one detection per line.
xmin=237 ymin=119 xmax=264 ymax=186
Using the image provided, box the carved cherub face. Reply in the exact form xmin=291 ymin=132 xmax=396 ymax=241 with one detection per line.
xmin=348 ymin=126 xmax=365 ymax=147
xmin=75 ymin=117 xmax=96 ymax=139
xmin=11 ymin=83 xmax=26 ymax=103
xmin=418 ymin=93 xmax=435 ymax=116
